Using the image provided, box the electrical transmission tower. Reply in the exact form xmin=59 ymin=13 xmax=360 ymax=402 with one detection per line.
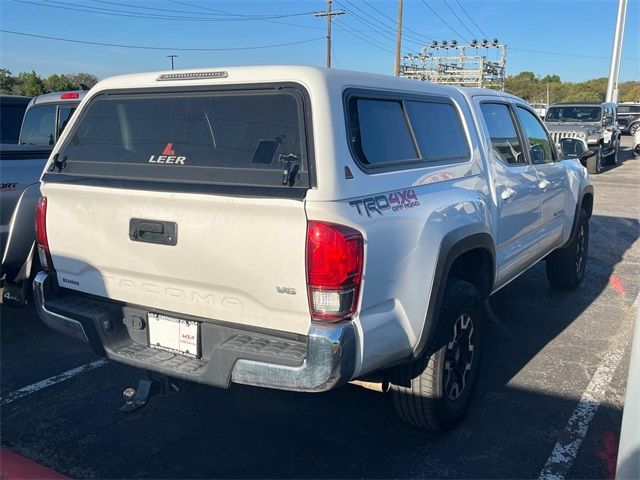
xmin=400 ymin=39 xmax=507 ymax=91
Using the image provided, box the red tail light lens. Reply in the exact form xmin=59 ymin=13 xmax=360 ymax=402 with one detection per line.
xmin=307 ymin=221 xmax=363 ymax=322
xmin=35 ymin=196 xmax=54 ymax=271
xmin=60 ymin=92 xmax=79 ymax=99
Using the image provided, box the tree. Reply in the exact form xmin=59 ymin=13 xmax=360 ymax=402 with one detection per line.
xmin=45 ymin=73 xmax=74 ymax=92
xmin=0 ymin=68 xmax=16 ymax=93
xmin=541 ymin=74 xmax=561 ymax=84
xmin=620 ymin=82 xmax=640 ymax=103
xmin=15 ymin=70 xmax=46 ymax=96
xmin=68 ymin=73 xmax=99 ymax=89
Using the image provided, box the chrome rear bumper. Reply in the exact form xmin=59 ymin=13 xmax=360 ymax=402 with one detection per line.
xmin=33 ymin=271 xmax=355 ymax=392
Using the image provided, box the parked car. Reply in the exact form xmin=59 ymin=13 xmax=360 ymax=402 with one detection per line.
xmin=0 ymin=95 xmax=31 ymax=144
xmin=1 ymin=145 xmax=51 ymax=253
xmin=545 ymin=102 xmax=620 ymax=174
xmin=32 ymin=67 xmax=593 ymax=430
xmin=616 ymin=102 xmax=640 ymax=136
xmin=19 ymin=90 xmax=87 ymax=146
xmin=530 ymin=102 xmax=547 ymax=119
xmin=1 ymin=90 xmax=87 ymax=306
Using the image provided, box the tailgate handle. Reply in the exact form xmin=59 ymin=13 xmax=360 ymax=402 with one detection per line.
xmin=129 ymin=219 xmax=177 ymax=246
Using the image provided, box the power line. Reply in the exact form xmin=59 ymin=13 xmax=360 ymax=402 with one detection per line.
xmin=14 ymin=0 xmax=317 ymax=22
xmin=510 ymin=46 xmax=638 ymax=61
xmin=420 ymin=0 xmax=469 ymax=43
xmin=454 ymin=0 xmax=489 ymax=39
xmin=335 ymin=0 xmax=424 ymax=47
xmin=443 ymin=0 xmax=477 ymax=40
xmin=89 ymin=0 xmax=311 ymax=19
xmin=361 ymin=0 xmax=433 ymax=42
xmin=334 ymin=1 xmax=397 ymax=43
xmin=340 ymin=0 xmax=427 ymax=45
xmin=167 ymin=0 xmax=323 ymax=29
xmin=0 ymin=29 xmax=325 ymax=51
xmin=333 ymin=18 xmax=395 ymax=54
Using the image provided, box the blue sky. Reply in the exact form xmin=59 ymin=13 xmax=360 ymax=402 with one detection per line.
xmin=0 ymin=0 xmax=638 ymax=82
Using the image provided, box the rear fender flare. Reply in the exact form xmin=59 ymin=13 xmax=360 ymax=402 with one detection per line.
xmin=1 ymin=183 xmax=42 ymax=281
xmin=412 ymin=227 xmax=495 ymax=360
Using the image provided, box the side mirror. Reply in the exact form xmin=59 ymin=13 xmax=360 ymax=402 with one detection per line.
xmin=560 ymin=138 xmax=588 ymax=158
xmin=579 ymin=150 xmax=596 ymax=161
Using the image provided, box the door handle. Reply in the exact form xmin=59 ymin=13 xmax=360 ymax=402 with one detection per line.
xmin=129 ymin=218 xmax=178 ymax=246
xmin=500 ymin=187 xmax=517 ymax=201
xmin=538 ymin=179 xmax=550 ymax=189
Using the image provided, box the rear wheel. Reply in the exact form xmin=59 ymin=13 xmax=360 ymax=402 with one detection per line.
xmin=629 ymin=122 xmax=639 ymax=136
xmin=546 ymin=209 xmax=589 ymax=289
xmin=390 ymin=279 xmax=482 ymax=431
xmin=587 ymin=145 xmax=602 ymax=174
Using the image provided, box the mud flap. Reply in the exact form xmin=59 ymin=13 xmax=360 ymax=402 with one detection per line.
xmin=1 ymin=244 xmax=35 ymax=308
xmin=2 ymin=279 xmax=28 ymax=307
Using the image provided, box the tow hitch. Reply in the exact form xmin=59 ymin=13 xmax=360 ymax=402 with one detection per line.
xmin=119 ymin=372 xmax=181 ymax=413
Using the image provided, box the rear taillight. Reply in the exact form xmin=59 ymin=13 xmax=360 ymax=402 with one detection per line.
xmin=60 ymin=92 xmax=79 ymax=99
xmin=35 ymin=196 xmax=54 ymax=271
xmin=306 ymin=221 xmax=363 ymax=322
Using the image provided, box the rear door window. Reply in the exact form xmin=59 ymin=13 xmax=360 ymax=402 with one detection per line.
xmin=405 ymin=101 xmax=469 ymax=161
xmin=56 ymin=88 xmax=310 ymax=189
xmin=20 ymin=104 xmax=56 ymax=146
xmin=480 ymin=103 xmax=526 ymax=166
xmin=346 ymin=95 xmax=470 ymax=168
xmin=350 ymin=99 xmax=418 ymax=165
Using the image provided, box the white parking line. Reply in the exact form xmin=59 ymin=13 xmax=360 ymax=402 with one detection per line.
xmin=0 ymin=358 xmax=109 ymax=406
xmin=538 ymin=342 xmax=626 ymax=480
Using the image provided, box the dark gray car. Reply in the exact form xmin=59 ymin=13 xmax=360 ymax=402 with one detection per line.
xmin=616 ymin=103 xmax=640 ymax=136
xmin=545 ymin=102 xmax=620 ymax=174
xmin=1 ymin=90 xmax=87 ymax=306
xmin=0 ymin=95 xmax=31 ymax=144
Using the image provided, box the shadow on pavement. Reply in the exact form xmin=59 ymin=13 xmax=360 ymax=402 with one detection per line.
xmin=1 ymin=209 xmax=638 ymax=478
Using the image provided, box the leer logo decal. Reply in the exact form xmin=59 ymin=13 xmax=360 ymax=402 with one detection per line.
xmin=349 ymin=189 xmax=421 ymax=217
xmin=149 ymin=143 xmax=186 ymax=165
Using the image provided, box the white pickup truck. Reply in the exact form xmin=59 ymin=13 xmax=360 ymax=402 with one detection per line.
xmin=33 ymin=67 xmax=594 ymax=430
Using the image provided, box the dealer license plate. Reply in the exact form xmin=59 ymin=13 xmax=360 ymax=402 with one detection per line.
xmin=148 ymin=313 xmax=199 ymax=358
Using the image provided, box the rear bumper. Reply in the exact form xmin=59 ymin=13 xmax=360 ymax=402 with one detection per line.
xmin=33 ymin=271 xmax=355 ymax=392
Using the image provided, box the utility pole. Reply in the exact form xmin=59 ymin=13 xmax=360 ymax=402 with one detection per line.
xmin=606 ymin=0 xmax=627 ymax=103
xmin=394 ymin=0 xmax=404 ymax=76
xmin=546 ymin=83 xmax=550 ymax=106
xmin=315 ymin=0 xmax=344 ymax=68
xmin=167 ymin=54 xmax=178 ymax=70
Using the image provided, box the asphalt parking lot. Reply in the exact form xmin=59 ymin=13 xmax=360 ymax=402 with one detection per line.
xmin=1 ymin=136 xmax=638 ymax=479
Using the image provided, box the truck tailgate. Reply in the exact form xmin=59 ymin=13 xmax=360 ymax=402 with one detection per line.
xmin=44 ymin=182 xmax=311 ymax=335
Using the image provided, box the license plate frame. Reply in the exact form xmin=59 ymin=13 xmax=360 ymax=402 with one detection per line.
xmin=147 ymin=312 xmax=200 ymax=358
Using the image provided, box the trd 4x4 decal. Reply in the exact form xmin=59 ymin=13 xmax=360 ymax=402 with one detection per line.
xmin=349 ymin=189 xmax=420 ymax=217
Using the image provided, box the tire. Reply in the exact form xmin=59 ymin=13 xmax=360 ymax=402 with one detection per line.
xmin=607 ymin=137 xmax=620 ymax=166
xmin=611 ymin=142 xmax=620 ymax=165
xmin=546 ymin=209 xmax=589 ymax=289
xmin=587 ymin=145 xmax=603 ymax=174
xmin=629 ymin=122 xmax=639 ymax=136
xmin=391 ymin=279 xmax=482 ymax=431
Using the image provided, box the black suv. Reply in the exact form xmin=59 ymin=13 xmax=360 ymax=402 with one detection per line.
xmin=616 ymin=103 xmax=640 ymax=136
